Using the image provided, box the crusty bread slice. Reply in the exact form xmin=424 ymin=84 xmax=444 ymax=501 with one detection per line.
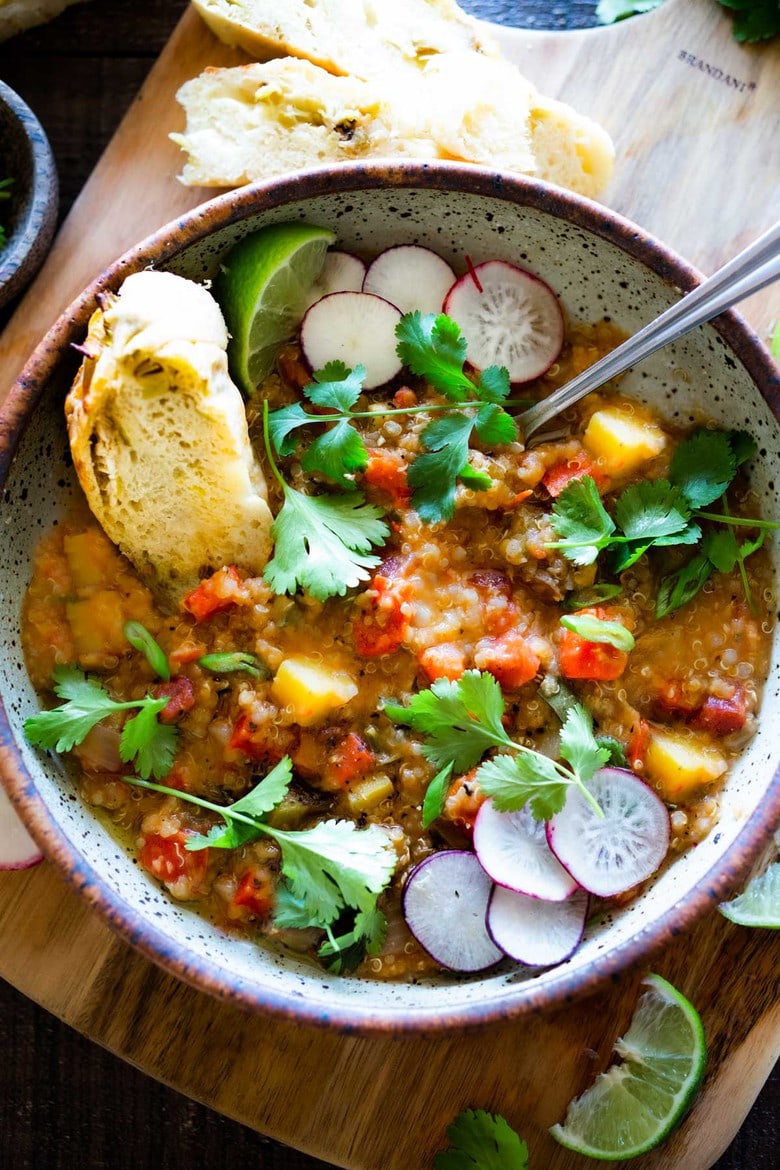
xmin=65 ymin=271 xmax=273 ymax=608
xmin=191 ymin=0 xmax=498 ymax=80
xmin=0 ymin=0 xmax=90 ymax=40
xmin=172 ymin=54 xmax=613 ymax=198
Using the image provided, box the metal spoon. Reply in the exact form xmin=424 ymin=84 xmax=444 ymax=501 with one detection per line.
xmin=516 ymin=220 xmax=780 ymax=445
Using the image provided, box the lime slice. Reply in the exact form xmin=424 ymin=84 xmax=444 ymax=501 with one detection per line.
xmin=216 ymin=222 xmax=336 ymax=393
xmin=550 ymin=973 xmax=706 ymax=1161
xmin=719 ymin=861 xmax=780 ymax=928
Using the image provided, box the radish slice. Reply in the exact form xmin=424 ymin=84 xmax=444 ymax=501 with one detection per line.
xmin=402 ymin=850 xmax=503 ymax=972
xmin=304 ymin=251 xmax=366 ymax=309
xmin=300 ymin=291 xmax=403 ymax=390
xmin=487 ymin=884 xmax=588 ymax=967
xmin=443 ymin=259 xmax=564 ymax=382
xmin=0 ymin=785 xmax=43 ymax=871
xmin=473 ymin=799 xmax=578 ymax=901
xmin=362 ymin=245 xmax=456 ymax=316
xmin=546 ymin=768 xmax=670 ymax=898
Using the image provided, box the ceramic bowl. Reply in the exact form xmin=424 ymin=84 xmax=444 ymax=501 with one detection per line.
xmin=1 ymin=163 xmax=778 ymax=1032
xmin=0 ymin=80 xmax=58 ymax=310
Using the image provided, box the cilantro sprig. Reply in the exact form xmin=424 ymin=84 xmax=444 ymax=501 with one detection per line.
xmin=549 ymin=428 xmax=776 ymax=615
xmin=24 ymin=664 xmax=178 ymax=780
xmin=434 ymin=1109 xmax=529 ymax=1170
xmin=262 ymin=401 xmax=389 ymax=600
xmin=127 ymin=757 xmax=397 ymax=956
xmin=268 ymin=314 xmax=519 ymax=524
xmin=386 ymin=670 xmax=607 ymax=821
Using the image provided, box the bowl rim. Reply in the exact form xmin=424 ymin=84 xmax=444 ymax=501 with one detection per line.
xmin=1 ymin=160 xmax=779 ymax=1034
xmin=0 ymin=79 xmax=58 ymax=308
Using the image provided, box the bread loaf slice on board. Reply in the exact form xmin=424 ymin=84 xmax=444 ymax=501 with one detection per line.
xmin=65 ymin=271 xmax=274 ymax=609
xmin=190 ymin=0 xmax=498 ymax=80
xmin=172 ymin=54 xmax=613 ymax=197
xmin=0 ymin=0 xmax=90 ymax=40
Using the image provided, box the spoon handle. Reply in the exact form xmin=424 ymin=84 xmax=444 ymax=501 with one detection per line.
xmin=517 ymin=220 xmax=780 ymax=443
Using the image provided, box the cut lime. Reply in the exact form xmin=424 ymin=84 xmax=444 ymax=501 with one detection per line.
xmin=216 ymin=222 xmax=335 ymax=393
xmin=550 ymin=973 xmax=706 ymax=1161
xmin=719 ymin=861 xmax=780 ymax=928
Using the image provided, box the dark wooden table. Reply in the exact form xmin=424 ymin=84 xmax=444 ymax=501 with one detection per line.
xmin=0 ymin=2 xmax=777 ymax=1167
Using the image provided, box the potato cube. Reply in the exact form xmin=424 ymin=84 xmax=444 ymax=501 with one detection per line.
xmin=583 ymin=408 xmax=666 ymax=475
xmin=272 ymin=657 xmax=358 ymax=725
xmin=343 ymin=774 xmax=394 ymax=815
xmin=644 ymin=728 xmax=727 ymax=802
xmin=66 ymin=590 xmax=127 ymax=663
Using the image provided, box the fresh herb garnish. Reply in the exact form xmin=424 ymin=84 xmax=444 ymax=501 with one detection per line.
xmin=262 ymin=401 xmax=389 ymax=600
xmin=549 ymin=428 xmax=775 ymax=615
xmin=123 ymin=620 xmax=170 ymax=681
xmin=421 ymin=762 xmax=454 ymax=829
xmin=561 ymin=583 xmax=622 ymax=611
xmin=434 ymin=1108 xmax=529 ymax=1170
xmin=126 ymin=759 xmax=397 ymax=951
xmin=716 ymin=1 xmax=780 ymax=43
xmin=197 ymin=651 xmax=270 ymax=678
xmin=268 ymin=315 xmax=519 ymax=524
xmin=386 ymin=670 xmax=607 ymax=820
xmin=560 ymin=613 xmax=635 ymax=652
xmin=24 ymin=664 xmax=178 ymax=780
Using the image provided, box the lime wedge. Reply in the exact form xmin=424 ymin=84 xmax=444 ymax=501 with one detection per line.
xmin=550 ymin=973 xmax=706 ymax=1161
xmin=216 ymin=222 xmax=336 ymax=393
xmin=719 ymin=861 xmax=780 ymax=928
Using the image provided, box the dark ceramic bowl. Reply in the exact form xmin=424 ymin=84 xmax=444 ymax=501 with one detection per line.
xmin=1 ymin=163 xmax=779 ymax=1032
xmin=0 ymin=80 xmax=58 ymax=310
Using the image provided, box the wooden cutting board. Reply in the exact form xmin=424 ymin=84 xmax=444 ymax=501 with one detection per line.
xmin=1 ymin=2 xmax=778 ymax=1167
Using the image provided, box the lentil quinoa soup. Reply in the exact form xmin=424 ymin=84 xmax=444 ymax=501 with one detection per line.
xmin=19 ymin=238 xmax=775 ymax=981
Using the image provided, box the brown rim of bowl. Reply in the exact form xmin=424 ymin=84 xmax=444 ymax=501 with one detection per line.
xmin=1 ymin=161 xmax=779 ymax=1035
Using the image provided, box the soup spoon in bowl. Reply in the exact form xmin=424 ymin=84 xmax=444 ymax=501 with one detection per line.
xmin=516 ymin=219 xmax=780 ymax=444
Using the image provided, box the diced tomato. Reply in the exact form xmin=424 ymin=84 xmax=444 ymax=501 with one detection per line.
xmin=652 ymin=679 xmax=702 ymax=721
xmin=352 ymin=558 xmax=411 ymax=657
xmin=559 ymin=606 xmax=630 ymax=681
xmin=169 ymin=641 xmax=207 ymax=666
xmin=542 ymin=455 xmax=605 ymax=498
xmin=474 ymin=631 xmax=540 ymax=690
xmin=691 ymin=690 xmax=748 ymax=737
xmin=152 ymin=676 xmax=195 ymax=724
xmin=232 ymin=868 xmax=275 ymax=920
xmin=419 ymin=643 xmax=467 ymax=683
xmin=628 ymin=718 xmax=650 ymax=771
xmin=139 ymin=831 xmax=208 ymax=889
xmin=392 ymin=386 xmax=417 ymax=409
xmin=363 ymin=449 xmax=411 ymax=507
xmin=182 ymin=566 xmax=247 ymax=622
xmin=327 ymin=732 xmax=375 ymax=787
xmin=443 ymin=769 xmax=485 ymax=832
xmin=229 ymin=714 xmax=297 ymax=765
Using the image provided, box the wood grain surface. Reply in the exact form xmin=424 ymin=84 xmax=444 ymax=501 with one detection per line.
xmin=0 ymin=1 xmax=778 ymax=1168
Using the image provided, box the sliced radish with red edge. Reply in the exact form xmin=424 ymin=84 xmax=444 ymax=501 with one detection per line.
xmin=300 ymin=291 xmax=403 ymax=390
xmin=402 ymin=849 xmax=503 ymax=972
xmin=0 ymin=785 xmax=43 ymax=871
xmin=443 ymin=259 xmax=563 ymax=382
xmin=487 ymin=884 xmax=588 ymax=966
xmin=546 ymin=767 xmax=670 ymax=898
xmin=362 ymin=245 xmax=456 ymax=316
xmin=304 ymin=251 xmax=366 ymax=309
xmin=473 ymin=799 xmax=578 ymax=901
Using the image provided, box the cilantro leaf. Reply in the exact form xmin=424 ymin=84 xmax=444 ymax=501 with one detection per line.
xmin=559 ymin=704 xmax=611 ymax=784
xmin=301 ymin=419 xmax=368 ymax=486
xmin=717 ymin=0 xmax=780 ymax=42
xmin=596 ymin=735 xmax=629 ymax=768
xmin=396 ymin=312 xmax=473 ymax=402
xmin=670 ymin=429 xmax=736 ymax=508
xmin=434 ymin=1109 xmax=529 ymax=1170
xmin=185 ymin=758 xmax=293 ymax=850
xmin=474 ymin=402 xmax=516 ymax=445
xmin=476 ymin=751 xmax=569 ymax=820
xmin=268 ymin=402 xmax=315 ymax=456
xmin=560 ymin=613 xmax=635 ymax=652
xmin=305 ymin=362 xmax=366 ymax=411
xmin=476 ymin=365 xmax=512 ymax=403
xmin=614 ymin=480 xmax=691 ymax=540
xmin=422 ymin=762 xmax=454 ymax=828
xmin=549 ymin=476 xmax=616 ymax=565
xmin=655 ymin=551 xmax=713 ymax=618
xmin=318 ymin=903 xmax=388 ymax=972
xmin=408 ymin=412 xmax=476 ymax=523
xmin=385 ymin=670 xmax=511 ymax=773
xmin=24 ymin=665 xmax=178 ymax=780
xmin=264 ymin=484 xmax=388 ymax=600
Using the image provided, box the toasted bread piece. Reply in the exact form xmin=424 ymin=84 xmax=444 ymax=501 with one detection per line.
xmin=0 ymin=0 xmax=90 ymax=40
xmin=172 ymin=54 xmax=613 ymax=197
xmin=65 ymin=271 xmax=273 ymax=608
xmin=191 ymin=0 xmax=498 ymax=80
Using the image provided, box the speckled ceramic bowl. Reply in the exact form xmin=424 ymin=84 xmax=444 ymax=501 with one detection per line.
xmin=0 ymin=80 xmax=58 ymax=310
xmin=1 ymin=163 xmax=779 ymax=1032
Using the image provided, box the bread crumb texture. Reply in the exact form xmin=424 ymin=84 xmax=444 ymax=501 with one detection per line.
xmin=174 ymin=0 xmax=614 ymax=197
xmin=65 ymin=270 xmax=273 ymax=609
